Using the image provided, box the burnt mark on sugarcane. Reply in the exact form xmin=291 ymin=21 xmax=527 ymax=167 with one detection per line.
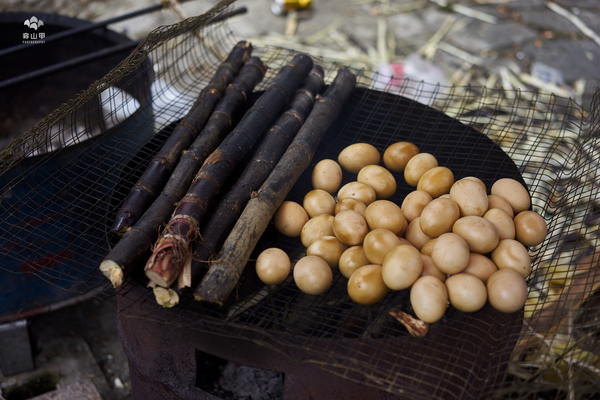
xmin=175 ymin=196 xmax=208 ymax=224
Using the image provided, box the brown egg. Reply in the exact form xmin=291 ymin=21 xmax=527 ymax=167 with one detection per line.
xmin=339 ymin=246 xmax=370 ymax=278
xmin=272 ymin=200 xmax=309 ymax=237
xmin=397 ymin=237 xmax=412 ymax=246
xmin=420 ymin=238 xmax=437 ymax=256
xmin=363 ymin=228 xmax=402 ymax=265
xmin=417 ymin=166 xmax=455 ymax=199
xmin=404 ymin=217 xmax=433 ymax=250
xmin=483 ymin=208 xmax=515 ymax=240
xmin=256 ymin=248 xmax=291 ymax=285
xmin=404 ymin=153 xmax=438 ymax=187
xmin=491 ymin=239 xmax=532 ymax=278
xmin=420 ymin=254 xmax=447 ymax=282
xmin=401 ymin=190 xmax=433 ymax=223
xmin=410 ymin=275 xmax=448 ymax=323
xmin=449 ymin=178 xmax=489 ymax=217
xmin=306 ymin=235 xmax=348 ymax=268
xmin=487 ymin=194 xmax=514 ymax=218
xmin=490 ymin=178 xmax=531 ymax=214
xmin=462 ymin=253 xmax=498 ymax=283
xmin=364 ymin=200 xmax=406 ymax=235
xmin=486 ymin=269 xmax=528 ymax=313
xmin=383 ymin=141 xmax=420 ymax=172
xmin=293 ymin=255 xmax=333 ymax=295
xmin=333 ymin=210 xmax=369 ymax=246
xmin=347 ymin=264 xmax=389 ymax=305
xmin=419 ymin=197 xmax=460 ymax=238
xmin=463 ymin=176 xmax=487 ymax=193
xmin=337 ymin=181 xmax=377 ymax=206
xmin=335 ymin=197 xmax=367 ymax=217
xmin=303 ymin=189 xmax=336 ymax=218
xmin=382 ymin=244 xmax=423 ymax=290
xmin=357 ymin=165 xmax=397 ymax=199
xmin=431 ymin=232 xmax=470 ymax=275
xmin=396 ymin=216 xmax=408 ymax=238
xmin=446 ymin=273 xmax=487 ymax=313
xmin=452 ymin=216 xmax=500 ymax=254
xmin=311 ymin=159 xmax=343 ymax=194
xmin=513 ymin=210 xmax=548 ymax=247
xmin=338 ymin=143 xmax=381 ymax=174
xmin=300 ymin=214 xmax=335 ymax=248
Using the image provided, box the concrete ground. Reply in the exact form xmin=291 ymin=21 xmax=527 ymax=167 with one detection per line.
xmin=1 ymin=0 xmax=599 ymax=399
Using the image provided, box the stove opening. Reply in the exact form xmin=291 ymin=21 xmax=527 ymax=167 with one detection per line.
xmin=195 ymin=349 xmax=284 ymax=399
xmin=1 ymin=371 xmax=59 ymax=400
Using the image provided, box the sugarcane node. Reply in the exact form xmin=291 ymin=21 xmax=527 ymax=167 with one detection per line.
xmin=174 ymin=196 xmax=209 ymax=219
xmin=178 ymin=120 xmax=204 ymax=137
xmin=238 ymin=56 xmax=268 ymax=78
xmin=204 ymin=149 xmax=231 ymax=165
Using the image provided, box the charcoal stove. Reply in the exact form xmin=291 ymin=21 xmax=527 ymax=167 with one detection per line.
xmin=115 ymin=87 xmax=525 ymax=400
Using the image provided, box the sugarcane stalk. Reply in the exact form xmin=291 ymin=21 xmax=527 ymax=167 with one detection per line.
xmin=152 ymin=65 xmax=325 ymax=307
xmin=110 ymin=40 xmax=252 ymax=235
xmin=99 ymin=56 xmax=266 ymax=288
xmin=144 ymin=53 xmax=315 ymax=288
xmin=194 ymin=67 xmax=357 ymax=305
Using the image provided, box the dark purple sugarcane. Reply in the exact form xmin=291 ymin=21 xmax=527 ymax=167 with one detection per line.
xmin=110 ymin=40 xmax=252 ymax=235
xmin=100 ymin=56 xmax=266 ymax=288
xmin=145 ymin=53 xmax=314 ymax=288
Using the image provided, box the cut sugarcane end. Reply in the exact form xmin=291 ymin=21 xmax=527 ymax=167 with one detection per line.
xmin=153 ymin=287 xmax=179 ymax=308
xmin=192 ymin=293 xmax=223 ymax=306
xmin=176 ymin=253 xmax=193 ymax=290
xmin=99 ymin=260 xmax=124 ymax=288
xmin=145 ymin=269 xmax=170 ymax=288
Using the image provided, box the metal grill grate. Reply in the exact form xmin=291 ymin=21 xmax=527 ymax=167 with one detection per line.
xmin=1 ymin=1 xmax=599 ymax=399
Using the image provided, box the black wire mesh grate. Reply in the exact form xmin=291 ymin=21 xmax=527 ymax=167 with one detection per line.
xmin=1 ymin=1 xmax=600 ymax=399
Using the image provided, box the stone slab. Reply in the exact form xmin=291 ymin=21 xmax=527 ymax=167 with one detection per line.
xmin=0 ymin=320 xmax=34 ymax=376
xmin=30 ymin=380 xmax=102 ymax=400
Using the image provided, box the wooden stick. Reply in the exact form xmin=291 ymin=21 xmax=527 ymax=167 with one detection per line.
xmin=144 ymin=53 xmax=315 ymax=288
xmin=110 ymin=41 xmax=253 ymax=235
xmin=194 ymin=67 xmax=356 ymax=305
xmin=153 ymin=65 xmax=325 ymax=307
xmin=99 ymin=56 xmax=266 ymax=288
